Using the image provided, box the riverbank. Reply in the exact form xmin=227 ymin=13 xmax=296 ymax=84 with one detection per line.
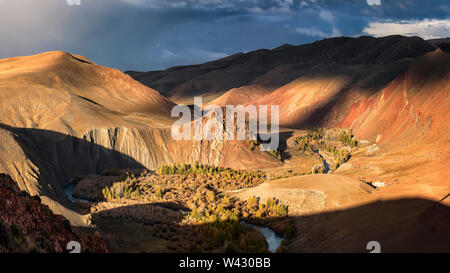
xmin=60 ymin=167 xmax=293 ymax=253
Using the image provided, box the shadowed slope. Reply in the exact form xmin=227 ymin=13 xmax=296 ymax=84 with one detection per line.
xmin=253 ymin=49 xmax=449 ymax=146
xmin=427 ymin=38 xmax=450 ymax=54
xmin=128 ymin=36 xmax=435 ymax=104
xmin=289 ymin=198 xmax=450 ymax=253
xmin=0 ymin=174 xmax=108 ymax=253
xmin=0 ymin=51 xmax=284 ymax=217
xmin=233 ymin=175 xmax=449 ymax=252
xmin=251 ymin=49 xmax=449 ymax=200
xmin=87 ymin=196 xmax=450 ymax=253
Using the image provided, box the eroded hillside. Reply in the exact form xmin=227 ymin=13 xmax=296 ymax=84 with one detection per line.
xmin=0 ymin=36 xmax=448 ymax=252
xmin=127 ymin=35 xmax=437 ymax=104
xmin=0 ymin=51 xmax=280 ymax=214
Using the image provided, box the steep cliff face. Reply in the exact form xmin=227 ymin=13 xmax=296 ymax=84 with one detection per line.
xmin=0 ymin=174 xmax=107 ymax=253
xmin=0 ymin=51 xmax=173 ymax=206
xmin=0 ymin=124 xmax=280 ymax=206
xmin=0 ymin=51 xmax=282 ymax=207
xmin=0 ymin=127 xmax=40 ymax=196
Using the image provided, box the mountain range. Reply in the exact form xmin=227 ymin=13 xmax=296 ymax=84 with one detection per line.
xmin=0 ymin=35 xmax=448 ymax=252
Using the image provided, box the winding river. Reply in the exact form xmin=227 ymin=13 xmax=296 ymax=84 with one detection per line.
xmin=64 ymin=184 xmax=284 ymax=252
xmin=63 ymin=183 xmax=90 ymax=203
xmin=241 ymin=221 xmax=284 ymax=253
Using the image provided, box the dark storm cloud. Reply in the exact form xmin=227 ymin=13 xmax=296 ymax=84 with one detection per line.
xmin=318 ymin=0 xmax=450 ymax=19
xmin=0 ymin=0 xmax=448 ymax=71
xmin=121 ymin=0 xmax=450 ymax=19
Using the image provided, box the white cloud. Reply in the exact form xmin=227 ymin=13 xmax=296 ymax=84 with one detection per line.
xmin=299 ymin=1 xmax=309 ymax=8
xmin=331 ymin=27 xmax=341 ymax=37
xmin=192 ymin=49 xmax=228 ymax=60
xmin=319 ymin=9 xmax=335 ymax=23
xmin=310 ymin=8 xmax=340 ymax=38
xmin=295 ymin=27 xmax=328 ymax=38
xmin=295 ymin=26 xmax=341 ymax=38
xmin=363 ymin=19 xmax=450 ymax=39
xmin=162 ymin=49 xmax=175 ymax=58
xmin=366 ymin=0 xmax=381 ymax=6
xmin=165 ymin=48 xmax=228 ymax=65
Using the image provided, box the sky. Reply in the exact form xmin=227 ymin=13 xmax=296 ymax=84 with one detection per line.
xmin=0 ymin=0 xmax=449 ymax=71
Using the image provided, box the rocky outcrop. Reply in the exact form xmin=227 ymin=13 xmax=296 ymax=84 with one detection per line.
xmin=0 ymin=124 xmax=280 ymax=206
xmin=0 ymin=50 xmax=281 ymax=208
xmin=0 ymin=174 xmax=107 ymax=253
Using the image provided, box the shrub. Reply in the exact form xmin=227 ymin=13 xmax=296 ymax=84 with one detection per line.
xmin=10 ymin=224 xmax=24 ymax=238
xmin=295 ymin=136 xmax=312 ymax=152
xmin=156 ymin=164 xmax=266 ymax=187
xmin=18 ymin=190 xmax=31 ymax=198
xmin=274 ymin=204 xmax=288 ymax=217
xmin=311 ymin=164 xmax=325 ymax=174
xmin=284 ymin=225 xmax=296 ymax=240
xmin=62 ymin=219 xmax=72 ymax=232
xmin=31 ymin=195 xmax=41 ymax=203
xmin=222 ymin=196 xmax=231 ymax=206
xmin=155 ymin=187 xmax=163 ymax=198
xmin=36 ymin=236 xmax=53 ymax=252
xmin=102 ymin=187 xmax=112 ymax=201
xmin=247 ymin=196 xmax=259 ymax=209
xmin=266 ymin=198 xmax=277 ymax=208
xmin=339 ymin=130 xmax=357 ymax=147
xmin=225 ymin=242 xmax=237 ymax=253
xmin=266 ymin=198 xmax=288 ymax=217
xmin=101 ymin=168 xmax=122 ymax=176
xmin=267 ymin=149 xmax=284 ymax=161
xmin=28 ymin=247 xmax=40 ymax=253
xmin=193 ymin=245 xmax=203 ymax=253
xmin=0 ymin=220 xmax=14 ymax=249
xmin=307 ymin=128 xmax=324 ymax=140
xmin=100 ymin=179 xmax=141 ymax=201
xmin=327 ymin=146 xmax=351 ymax=170
xmin=248 ymin=140 xmax=259 ymax=151
xmin=206 ymin=191 xmax=216 ymax=203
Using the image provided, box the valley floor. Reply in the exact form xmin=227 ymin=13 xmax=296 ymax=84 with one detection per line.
xmin=61 ymin=128 xmax=449 ymax=253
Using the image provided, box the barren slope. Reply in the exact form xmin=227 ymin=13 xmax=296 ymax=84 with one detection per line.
xmin=0 ymin=52 xmax=281 ymax=214
xmin=234 ymin=174 xmax=374 ymax=215
xmin=0 ymin=51 xmax=175 ymax=134
xmin=128 ymin=36 xmax=435 ymax=104
xmin=252 ymin=48 xmax=449 ymax=198
xmin=208 ymin=85 xmax=273 ymax=106
xmin=1 ymin=37 xmax=448 ymax=247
